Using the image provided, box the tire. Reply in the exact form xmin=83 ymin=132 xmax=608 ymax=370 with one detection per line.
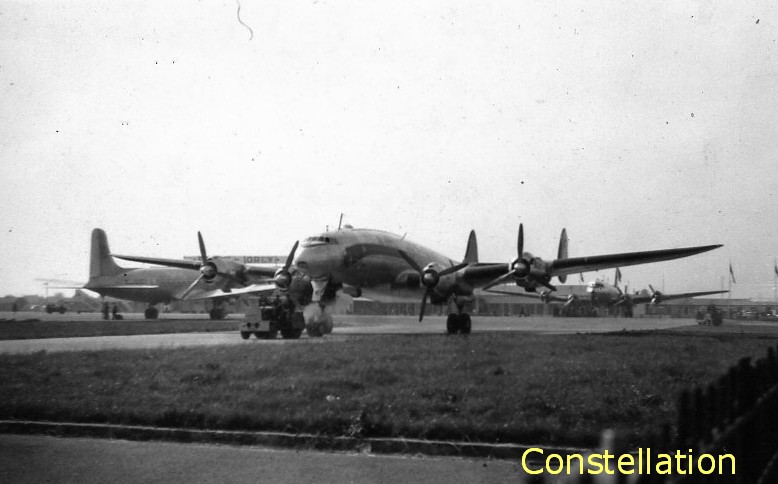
xmin=459 ymin=314 xmax=472 ymax=334
xmin=306 ymin=323 xmax=323 ymax=338
xmin=144 ymin=307 xmax=159 ymax=319
xmin=281 ymin=329 xmax=302 ymax=339
xmin=209 ymin=308 xmax=226 ymax=320
xmin=446 ymin=314 xmax=459 ymax=334
xmin=240 ymin=331 xmax=251 ymax=340
xmin=322 ymin=313 xmax=334 ymax=334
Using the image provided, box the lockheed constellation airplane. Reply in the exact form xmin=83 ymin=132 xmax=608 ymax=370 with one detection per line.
xmin=289 ymin=223 xmax=722 ymax=333
xmin=487 ymin=268 xmax=727 ymax=317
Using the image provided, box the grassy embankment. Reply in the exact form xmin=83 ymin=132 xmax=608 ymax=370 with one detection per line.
xmin=0 ymin=319 xmax=236 ymax=340
xmin=1 ymin=331 xmax=776 ymax=447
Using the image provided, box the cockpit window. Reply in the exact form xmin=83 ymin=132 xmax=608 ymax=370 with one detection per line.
xmin=302 ymin=236 xmax=339 ymax=246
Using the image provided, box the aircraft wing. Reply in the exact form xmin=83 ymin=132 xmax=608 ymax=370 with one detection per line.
xmin=630 ymin=289 xmax=729 ymax=305
xmin=485 ymin=287 xmax=569 ymax=303
xmin=183 ymin=283 xmax=278 ymax=301
xmin=244 ymin=263 xmax=282 ymax=278
xmin=113 ymin=254 xmax=201 ymax=271
xmin=548 ymin=244 xmax=722 ymax=277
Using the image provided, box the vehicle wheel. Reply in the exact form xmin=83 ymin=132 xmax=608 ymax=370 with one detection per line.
xmin=267 ymin=329 xmax=278 ymax=340
xmin=281 ymin=329 xmax=302 ymax=339
xmin=240 ymin=331 xmax=251 ymax=340
xmin=459 ymin=314 xmax=472 ymax=334
xmin=446 ymin=314 xmax=459 ymax=334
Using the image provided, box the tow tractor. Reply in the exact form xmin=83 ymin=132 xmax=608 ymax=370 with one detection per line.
xmin=240 ymin=297 xmax=305 ymax=340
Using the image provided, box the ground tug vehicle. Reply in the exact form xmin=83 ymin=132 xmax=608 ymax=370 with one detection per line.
xmin=240 ymin=296 xmax=305 ymax=340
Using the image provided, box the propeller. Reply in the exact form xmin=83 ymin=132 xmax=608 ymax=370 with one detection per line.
xmin=563 ymin=294 xmax=578 ymax=308
xmin=648 ymin=284 xmax=663 ymax=305
xmin=180 ymin=231 xmax=220 ymax=299
xmin=274 ymin=241 xmax=299 ymax=290
xmin=484 ymin=224 xmax=556 ymax=292
xmin=398 ymin=251 xmax=467 ymax=322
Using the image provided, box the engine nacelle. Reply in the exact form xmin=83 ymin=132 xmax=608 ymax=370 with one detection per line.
xmin=274 ymin=268 xmax=292 ymax=290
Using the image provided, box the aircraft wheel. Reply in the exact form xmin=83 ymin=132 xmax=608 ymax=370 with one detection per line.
xmin=240 ymin=331 xmax=251 ymax=340
xmin=209 ymin=308 xmax=226 ymax=320
xmin=459 ymin=314 xmax=472 ymax=334
xmin=446 ymin=314 xmax=459 ymax=334
xmin=306 ymin=322 xmax=323 ymax=338
xmin=144 ymin=307 xmax=159 ymax=319
xmin=322 ymin=313 xmax=334 ymax=334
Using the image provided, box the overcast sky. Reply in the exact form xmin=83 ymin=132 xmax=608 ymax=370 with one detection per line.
xmin=2 ymin=1 xmax=777 ymax=300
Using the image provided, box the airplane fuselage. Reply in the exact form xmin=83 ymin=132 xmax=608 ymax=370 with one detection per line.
xmin=292 ymin=228 xmax=503 ymax=303
xmin=85 ymin=267 xmax=217 ymax=304
xmin=586 ymin=281 xmax=623 ymax=307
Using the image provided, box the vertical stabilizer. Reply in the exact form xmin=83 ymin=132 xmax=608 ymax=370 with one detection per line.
xmin=557 ymin=228 xmax=568 ymax=283
xmin=90 ymin=228 xmax=124 ymax=277
xmin=463 ymin=230 xmax=478 ymax=264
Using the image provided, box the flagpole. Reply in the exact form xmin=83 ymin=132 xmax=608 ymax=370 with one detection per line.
xmin=729 ymin=260 xmax=732 ymax=319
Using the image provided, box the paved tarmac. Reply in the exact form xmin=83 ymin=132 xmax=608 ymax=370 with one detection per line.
xmin=0 ymin=314 xmax=696 ymax=354
xmin=0 ymin=434 xmax=521 ymax=484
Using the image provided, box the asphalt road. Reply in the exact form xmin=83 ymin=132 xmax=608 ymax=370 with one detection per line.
xmin=0 ymin=314 xmax=698 ymax=354
xmin=0 ymin=434 xmax=521 ymax=484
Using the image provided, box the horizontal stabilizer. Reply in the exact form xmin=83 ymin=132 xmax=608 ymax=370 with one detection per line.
xmin=114 ymin=254 xmax=201 ymax=271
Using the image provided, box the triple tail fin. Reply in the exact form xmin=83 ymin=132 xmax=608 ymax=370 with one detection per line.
xmin=557 ymin=228 xmax=568 ymax=283
xmin=463 ymin=230 xmax=478 ymax=264
xmin=89 ymin=228 xmax=125 ymax=278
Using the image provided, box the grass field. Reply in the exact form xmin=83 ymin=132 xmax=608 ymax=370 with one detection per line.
xmin=2 ymin=330 xmax=777 ymax=448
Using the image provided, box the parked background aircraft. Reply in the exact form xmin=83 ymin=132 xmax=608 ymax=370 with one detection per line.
xmin=488 ymin=268 xmax=728 ymax=317
xmin=290 ymin=223 xmax=722 ymax=333
xmin=83 ymin=229 xmax=279 ymax=319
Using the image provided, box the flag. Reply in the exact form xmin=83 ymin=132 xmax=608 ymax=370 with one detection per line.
xmin=729 ymin=263 xmax=736 ymax=284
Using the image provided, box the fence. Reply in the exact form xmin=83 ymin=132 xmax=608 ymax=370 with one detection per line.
xmin=520 ymin=344 xmax=778 ymax=483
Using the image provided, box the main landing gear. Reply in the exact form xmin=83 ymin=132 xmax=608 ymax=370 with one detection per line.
xmin=446 ymin=313 xmax=472 ymax=334
xmin=144 ymin=305 xmax=159 ymax=319
xmin=305 ymin=304 xmax=334 ymax=337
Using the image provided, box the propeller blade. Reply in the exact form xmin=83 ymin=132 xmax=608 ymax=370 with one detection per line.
xmin=483 ymin=271 xmax=517 ymax=290
xmin=538 ymin=279 xmax=557 ymax=292
xmin=398 ymin=250 xmax=423 ymax=274
xmin=518 ymin=223 xmax=524 ymax=258
xmin=419 ymin=291 xmax=429 ymax=322
xmin=649 ymin=284 xmax=656 ymax=294
xmin=181 ymin=274 xmax=205 ymax=300
xmin=438 ymin=262 xmax=468 ymax=276
xmin=197 ymin=231 xmax=208 ymax=263
xmin=284 ymin=241 xmax=299 ymax=270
